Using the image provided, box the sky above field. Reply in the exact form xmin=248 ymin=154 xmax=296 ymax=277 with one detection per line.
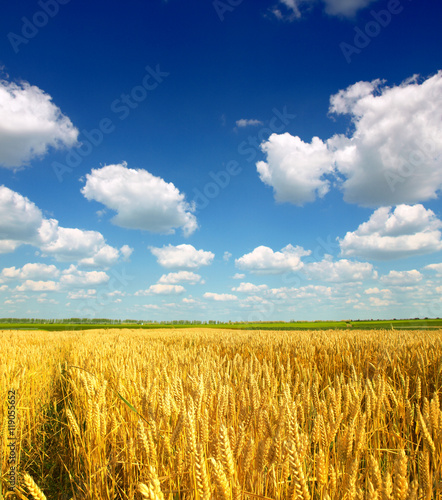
xmin=0 ymin=0 xmax=442 ymax=322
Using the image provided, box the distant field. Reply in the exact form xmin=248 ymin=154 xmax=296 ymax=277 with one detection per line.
xmin=1 ymin=318 xmax=442 ymax=331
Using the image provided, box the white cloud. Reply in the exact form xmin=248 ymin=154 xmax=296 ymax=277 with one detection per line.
xmin=236 ymin=244 xmax=310 ymax=274
xmin=232 ymin=273 xmax=245 ymax=279
xmin=0 ymin=186 xmax=125 ymax=266
xmin=424 ymin=263 xmax=442 ymax=277
xmin=369 ymin=296 xmax=393 ymax=307
xmin=204 ymin=292 xmax=238 ymax=301
xmin=0 ymin=285 xmax=7 ymax=291
xmin=15 ymin=280 xmax=60 ymax=292
xmin=67 ymin=289 xmax=97 ymax=300
xmin=271 ymin=0 xmax=304 ymax=20
xmin=60 ymin=266 xmax=109 ymax=287
xmin=120 ymin=245 xmax=133 ymax=260
xmin=81 ymin=163 xmax=197 ymax=237
xmin=158 ymin=271 xmax=202 ymax=285
xmin=1 ymin=263 xmax=60 ymax=281
xmin=135 ymin=284 xmax=185 ymax=295
xmin=182 ymin=297 xmax=198 ymax=304
xmin=236 ymin=119 xmax=263 ymax=128
xmin=328 ymin=72 xmax=442 ymax=206
xmin=322 ymin=0 xmax=378 ymax=16
xmin=266 ymin=284 xmax=332 ymax=301
xmin=223 ymin=251 xmax=232 ymax=262
xmin=304 ymin=256 xmax=376 ymax=282
xmin=0 ymin=79 xmax=78 ymax=168
xmin=232 ymin=282 xmax=268 ymax=293
xmin=380 ymin=270 xmax=423 ymax=286
xmin=271 ymin=0 xmax=378 ymax=20
xmin=150 ymin=244 xmax=214 ymax=269
xmin=339 ymin=205 xmax=442 ymax=260
xmin=257 ymin=72 xmax=442 ymax=207
xmin=0 ymin=185 xmax=44 ymax=251
xmin=40 ymin=226 xmax=119 ymax=266
xmin=257 ymin=133 xmax=333 ymax=205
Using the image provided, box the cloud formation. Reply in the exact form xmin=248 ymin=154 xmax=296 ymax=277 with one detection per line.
xmin=82 ymin=163 xmax=197 ymax=236
xmin=339 ymin=205 xmax=442 ymax=260
xmin=380 ymin=270 xmax=423 ymax=286
xmin=305 ymin=257 xmax=376 ymax=282
xmin=158 ymin=271 xmax=203 ymax=285
xmin=271 ymin=0 xmax=379 ymax=20
xmin=257 ymin=134 xmax=333 ymax=205
xmin=0 ymin=186 xmax=125 ymax=266
xmin=150 ymin=244 xmax=214 ymax=269
xmin=0 ymin=79 xmax=78 ymax=168
xmin=235 ymin=245 xmax=310 ymax=274
xmin=204 ymin=292 xmax=238 ymax=301
xmin=136 ymin=284 xmax=186 ymax=295
xmin=257 ymin=72 xmax=442 ymax=207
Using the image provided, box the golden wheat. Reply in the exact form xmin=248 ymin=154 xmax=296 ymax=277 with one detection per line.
xmin=1 ymin=328 xmax=442 ymax=499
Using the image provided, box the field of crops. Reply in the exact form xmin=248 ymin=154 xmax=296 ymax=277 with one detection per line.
xmin=1 ymin=328 xmax=442 ymax=499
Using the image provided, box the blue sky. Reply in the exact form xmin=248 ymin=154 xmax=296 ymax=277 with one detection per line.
xmin=1 ymin=0 xmax=442 ymax=321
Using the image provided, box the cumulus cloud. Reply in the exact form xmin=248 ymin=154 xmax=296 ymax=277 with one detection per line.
xmin=257 ymin=134 xmax=333 ymax=205
xmin=0 ymin=186 xmax=125 ymax=266
xmin=15 ymin=280 xmax=60 ymax=292
xmin=135 ymin=284 xmax=185 ymax=295
xmin=235 ymin=244 xmax=310 ymax=274
xmin=120 ymin=245 xmax=133 ymax=260
xmin=150 ymin=244 xmax=214 ymax=269
xmin=1 ymin=263 xmax=59 ymax=281
xmin=266 ymin=284 xmax=332 ymax=300
xmin=232 ymin=273 xmax=245 ymax=279
xmin=232 ymin=282 xmax=268 ymax=293
xmin=364 ymin=287 xmax=392 ymax=296
xmin=328 ymin=72 xmax=442 ymax=206
xmin=424 ymin=263 xmax=442 ymax=277
xmin=257 ymin=72 xmax=442 ymax=207
xmin=81 ymin=163 xmax=197 ymax=237
xmin=380 ymin=270 xmax=423 ymax=286
xmin=304 ymin=256 xmax=376 ymax=282
xmin=0 ymin=79 xmax=78 ymax=168
xmin=204 ymin=292 xmax=238 ymax=301
xmin=67 ymin=289 xmax=97 ymax=300
xmin=158 ymin=271 xmax=202 ymax=285
xmin=60 ymin=265 xmax=109 ymax=287
xmin=340 ymin=205 xmax=442 ymax=260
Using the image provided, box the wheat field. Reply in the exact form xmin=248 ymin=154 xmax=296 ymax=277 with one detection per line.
xmin=1 ymin=328 xmax=442 ymax=500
